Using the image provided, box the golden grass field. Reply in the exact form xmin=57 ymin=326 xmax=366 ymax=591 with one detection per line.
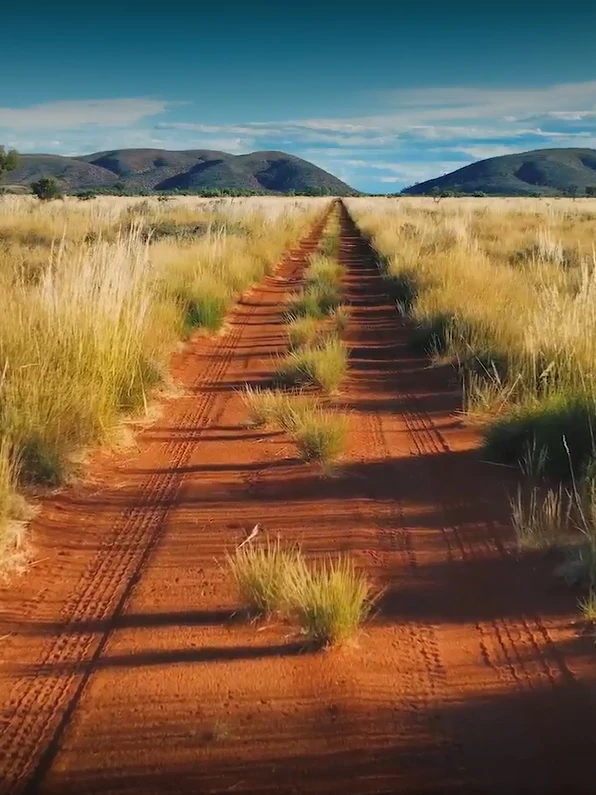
xmin=348 ymin=196 xmax=596 ymax=607
xmin=0 ymin=195 xmax=327 ymax=569
xmin=3 ymin=194 xmax=596 ymax=607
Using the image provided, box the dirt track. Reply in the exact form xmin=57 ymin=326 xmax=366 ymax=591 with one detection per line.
xmin=1 ymin=201 xmax=595 ymax=794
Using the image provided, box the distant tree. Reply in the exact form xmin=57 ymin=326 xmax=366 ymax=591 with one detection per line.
xmin=472 ymin=191 xmax=487 ymax=198
xmin=30 ymin=177 xmax=62 ymax=201
xmin=430 ymin=186 xmax=443 ymax=203
xmin=0 ymin=145 xmax=18 ymax=180
xmin=565 ymin=185 xmax=580 ymax=200
xmin=74 ymin=190 xmax=97 ymax=200
xmin=586 ymin=186 xmax=596 ymax=198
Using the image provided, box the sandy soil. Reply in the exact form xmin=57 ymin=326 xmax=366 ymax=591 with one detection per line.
xmin=1 ymin=201 xmax=595 ymax=795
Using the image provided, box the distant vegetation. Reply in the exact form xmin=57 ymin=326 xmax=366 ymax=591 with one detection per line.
xmin=401 ymin=148 xmax=596 ymax=197
xmin=0 ymin=146 xmax=18 ymax=180
xmin=30 ymin=176 xmax=62 ymax=201
xmin=1 ymin=147 xmax=358 ymax=197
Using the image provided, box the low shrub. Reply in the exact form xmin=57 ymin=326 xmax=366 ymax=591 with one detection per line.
xmin=276 ymin=338 xmax=347 ymax=394
xmin=483 ymin=394 xmax=596 ymax=480
xmin=285 ymin=555 xmax=374 ymax=647
xmin=226 ymin=537 xmax=302 ymax=616
xmin=510 ymin=485 xmax=571 ymax=550
xmin=285 ymin=405 xmax=349 ymax=469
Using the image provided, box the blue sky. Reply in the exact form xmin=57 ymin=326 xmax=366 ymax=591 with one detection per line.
xmin=2 ymin=1 xmax=596 ymax=192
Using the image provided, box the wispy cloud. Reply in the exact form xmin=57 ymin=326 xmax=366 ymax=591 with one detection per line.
xmin=3 ymin=81 xmax=596 ymax=191
xmin=0 ymin=98 xmax=175 ymax=129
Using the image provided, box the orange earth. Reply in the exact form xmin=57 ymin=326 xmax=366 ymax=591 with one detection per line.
xmin=1 ymin=202 xmax=595 ymax=795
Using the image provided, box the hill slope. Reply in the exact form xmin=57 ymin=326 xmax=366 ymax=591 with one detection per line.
xmin=402 ymin=148 xmax=596 ymax=197
xmin=3 ymin=148 xmax=357 ymax=195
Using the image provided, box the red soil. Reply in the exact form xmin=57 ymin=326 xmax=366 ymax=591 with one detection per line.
xmin=1 ymin=202 xmax=595 ymax=795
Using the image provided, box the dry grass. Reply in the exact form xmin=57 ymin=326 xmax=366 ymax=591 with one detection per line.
xmin=285 ymin=555 xmax=374 ymax=647
xmin=288 ymin=406 xmax=349 ymax=469
xmin=226 ymin=537 xmax=302 ymax=616
xmin=227 ymin=539 xmax=373 ymax=646
xmin=0 ymin=196 xmax=327 ymax=569
xmin=510 ymin=485 xmax=571 ymax=550
xmin=241 ymin=387 xmax=348 ymax=469
xmin=276 ymin=337 xmax=347 ymax=393
xmin=286 ymin=315 xmax=323 ymax=350
xmin=347 ymin=196 xmax=596 ymax=479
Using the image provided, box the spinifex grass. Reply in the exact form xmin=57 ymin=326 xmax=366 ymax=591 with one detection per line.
xmin=241 ymin=386 xmax=286 ymax=427
xmin=510 ymin=485 xmax=571 ymax=550
xmin=241 ymin=387 xmax=348 ymax=469
xmin=347 ymin=196 xmax=596 ymax=480
xmin=287 ymin=282 xmax=342 ymax=320
xmin=0 ymin=437 xmax=26 ymax=572
xmin=285 ymin=555 xmax=374 ymax=647
xmin=286 ymin=406 xmax=349 ymax=469
xmin=578 ymin=589 xmax=596 ymax=622
xmin=304 ymin=254 xmax=343 ymax=290
xmin=286 ymin=315 xmax=322 ymax=350
xmin=241 ymin=386 xmax=318 ymax=428
xmin=276 ymin=337 xmax=347 ymax=394
xmin=226 ymin=537 xmax=302 ymax=616
xmin=330 ymin=305 xmax=349 ymax=333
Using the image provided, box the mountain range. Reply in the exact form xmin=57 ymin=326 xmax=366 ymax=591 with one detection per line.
xmin=402 ymin=148 xmax=596 ymax=197
xmin=2 ymin=149 xmax=357 ymax=195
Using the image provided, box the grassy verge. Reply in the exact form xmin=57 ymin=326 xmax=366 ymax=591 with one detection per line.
xmin=0 ymin=196 xmax=328 ymax=571
xmin=347 ymin=196 xmax=596 ymax=619
xmin=348 ymin=197 xmax=596 ymax=480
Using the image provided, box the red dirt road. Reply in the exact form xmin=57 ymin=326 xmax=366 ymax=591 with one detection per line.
xmin=1 ymin=202 xmax=595 ymax=794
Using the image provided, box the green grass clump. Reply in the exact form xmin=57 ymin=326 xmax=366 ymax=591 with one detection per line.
xmin=483 ymin=394 xmax=596 ymax=480
xmin=578 ymin=589 xmax=596 ymax=622
xmin=287 ymin=315 xmax=322 ymax=350
xmin=510 ymin=485 xmax=571 ymax=550
xmin=241 ymin=386 xmax=318 ymax=427
xmin=284 ymin=405 xmax=349 ymax=469
xmin=285 ymin=555 xmax=374 ymax=647
xmin=287 ymin=282 xmax=342 ymax=320
xmin=241 ymin=386 xmax=284 ymax=427
xmin=226 ymin=537 xmax=301 ymax=616
xmin=276 ymin=338 xmax=347 ymax=394
xmin=304 ymin=254 xmax=342 ymax=289
xmin=330 ymin=305 xmax=349 ymax=334
xmin=241 ymin=387 xmax=347 ymax=469
xmin=181 ymin=292 xmax=229 ymax=332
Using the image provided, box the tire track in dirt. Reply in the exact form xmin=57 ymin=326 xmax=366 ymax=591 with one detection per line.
xmin=340 ymin=213 xmax=465 ymax=787
xmin=396 ymin=394 xmax=596 ymax=792
xmin=0 ymin=207 xmax=333 ymax=795
xmin=364 ymin=410 xmax=459 ymax=772
xmin=340 ymin=200 xmax=596 ymax=793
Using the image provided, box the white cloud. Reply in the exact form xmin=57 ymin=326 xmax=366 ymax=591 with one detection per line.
xmin=4 ymin=80 xmax=596 ymax=192
xmin=0 ymin=98 xmax=174 ymax=129
xmin=379 ymin=82 xmax=596 ymax=124
xmin=440 ymin=144 xmax=521 ymax=160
